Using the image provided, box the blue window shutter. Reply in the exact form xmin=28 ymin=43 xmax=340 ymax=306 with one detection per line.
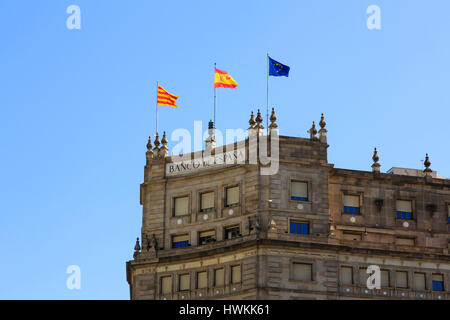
xmin=290 ymin=222 xmax=295 ymax=234
xmin=302 ymin=224 xmax=308 ymax=235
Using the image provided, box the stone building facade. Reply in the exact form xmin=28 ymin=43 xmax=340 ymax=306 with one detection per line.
xmin=126 ymin=110 xmax=450 ymax=300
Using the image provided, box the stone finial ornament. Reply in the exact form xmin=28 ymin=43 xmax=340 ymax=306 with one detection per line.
xmin=248 ymin=111 xmax=256 ymax=129
xmin=255 ymin=109 xmax=264 ymax=129
xmin=205 ymin=120 xmax=216 ymax=151
xmin=133 ymin=237 xmax=141 ymax=258
xmin=145 ymin=136 xmax=154 ymax=164
xmin=319 ymin=113 xmax=326 ymax=130
xmin=269 ymin=108 xmax=278 ymax=130
xmin=308 ymin=121 xmax=318 ymax=140
xmin=424 ymin=153 xmax=432 ymax=174
xmin=269 ymin=218 xmax=277 ymax=231
xmin=134 ymin=237 xmax=141 ymax=252
xmin=159 ymin=131 xmax=169 ymax=157
xmin=146 ymin=136 xmax=153 ymax=152
xmin=318 ymin=113 xmax=328 ymax=143
xmin=153 ymin=132 xmax=161 ymax=152
xmin=372 ymin=148 xmax=381 ymax=173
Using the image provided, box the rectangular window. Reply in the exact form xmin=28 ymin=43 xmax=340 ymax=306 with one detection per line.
xmin=231 ymin=265 xmax=241 ymax=284
xmin=344 ymin=195 xmax=360 ymax=214
xmin=396 ymin=271 xmax=408 ymax=288
xmin=396 ymin=200 xmax=412 ymax=220
xmin=179 ymin=274 xmax=190 ymax=291
xmin=199 ymin=230 xmax=216 ymax=245
xmin=197 ymin=271 xmax=207 ymax=289
xmin=225 ymin=186 xmax=239 ymax=206
xmin=292 ymin=263 xmax=312 ymax=281
xmin=340 ymin=266 xmax=353 ymax=285
xmin=381 ymin=270 xmax=390 ymax=288
xmin=200 ymin=192 xmax=214 ymax=212
xmin=214 ymin=268 xmax=224 ymax=287
xmin=161 ymin=276 xmax=172 ymax=294
xmin=396 ymin=237 xmax=415 ymax=246
xmin=289 ymin=221 xmax=309 ymax=235
xmin=343 ymin=232 xmax=362 ymax=241
xmin=224 ymin=225 xmax=240 ymax=240
xmin=432 ymin=274 xmax=444 ymax=291
xmin=291 ymin=181 xmax=308 ymax=201
xmin=172 ymin=234 xmax=189 ymax=248
xmin=360 ymin=268 xmax=368 ymax=285
xmin=414 ymin=273 xmax=426 ymax=291
xmin=174 ymin=196 xmax=189 ymax=216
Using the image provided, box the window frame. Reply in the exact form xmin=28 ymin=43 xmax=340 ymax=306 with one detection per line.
xmin=340 ymin=266 xmax=353 ymax=285
xmin=198 ymin=229 xmax=216 ymax=245
xmin=171 ymin=234 xmax=190 ymax=249
xmin=196 ymin=271 xmax=208 ymax=289
xmin=395 ymin=199 xmax=414 ymax=220
xmin=414 ymin=272 xmax=426 ymax=291
xmin=178 ymin=273 xmax=190 ymax=292
xmin=230 ymin=265 xmax=242 ymax=284
xmin=342 ymin=193 xmax=362 ymax=215
xmin=224 ymin=185 xmax=240 ymax=207
xmin=160 ymin=275 xmax=173 ymax=294
xmin=395 ymin=270 xmax=408 ymax=289
xmin=224 ymin=225 xmax=241 ymax=240
xmin=214 ymin=268 xmax=225 ymax=287
xmin=172 ymin=195 xmax=190 ymax=217
xmin=289 ymin=219 xmax=309 ymax=235
xmin=290 ymin=180 xmax=309 ymax=202
xmin=199 ymin=191 xmax=215 ymax=212
xmin=432 ymin=274 xmax=444 ymax=292
xmin=380 ymin=269 xmax=390 ymax=288
xmin=291 ymin=262 xmax=314 ymax=282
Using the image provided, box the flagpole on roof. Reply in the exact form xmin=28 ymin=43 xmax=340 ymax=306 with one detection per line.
xmin=214 ymin=62 xmax=217 ymax=129
xmin=266 ymin=53 xmax=269 ymax=135
xmin=156 ymin=81 xmax=159 ymax=135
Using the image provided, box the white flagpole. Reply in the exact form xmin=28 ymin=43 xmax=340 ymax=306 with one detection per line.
xmin=214 ymin=62 xmax=217 ymax=129
xmin=156 ymin=81 xmax=159 ymax=135
xmin=266 ymin=53 xmax=269 ymax=135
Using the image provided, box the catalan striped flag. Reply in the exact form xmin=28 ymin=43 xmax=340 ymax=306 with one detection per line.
xmin=157 ymin=85 xmax=179 ymax=108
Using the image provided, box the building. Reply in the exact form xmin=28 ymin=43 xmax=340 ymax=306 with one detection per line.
xmin=126 ymin=110 xmax=450 ymax=300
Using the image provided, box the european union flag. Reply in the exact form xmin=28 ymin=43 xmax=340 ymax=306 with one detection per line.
xmin=268 ymin=56 xmax=290 ymax=77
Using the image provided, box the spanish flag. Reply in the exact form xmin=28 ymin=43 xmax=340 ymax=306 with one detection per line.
xmin=214 ymin=68 xmax=238 ymax=89
xmin=157 ymin=85 xmax=179 ymax=108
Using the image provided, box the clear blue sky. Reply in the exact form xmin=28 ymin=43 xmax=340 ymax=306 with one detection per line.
xmin=1 ymin=0 xmax=449 ymax=299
